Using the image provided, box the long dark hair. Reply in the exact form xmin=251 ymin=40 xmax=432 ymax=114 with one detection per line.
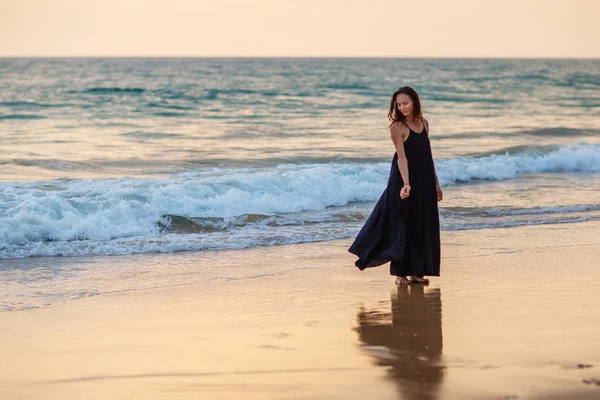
xmin=388 ymin=86 xmax=423 ymax=127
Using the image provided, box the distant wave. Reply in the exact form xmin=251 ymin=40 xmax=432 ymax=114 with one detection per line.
xmin=0 ymin=114 xmax=46 ymax=120
xmin=435 ymin=127 xmax=598 ymax=141
xmin=153 ymin=111 xmax=188 ymax=118
xmin=81 ymin=87 xmax=145 ymax=94
xmin=199 ymin=88 xmax=319 ymax=100
xmin=1 ymin=158 xmax=99 ymax=171
xmin=470 ymin=144 xmax=561 ymax=158
xmin=320 ymin=83 xmax=372 ymax=91
xmin=521 ymin=127 xmax=600 ymax=137
xmin=456 ymin=72 xmax=600 ymax=88
xmin=427 ymin=95 xmax=510 ymax=103
xmin=120 ymin=131 xmax=185 ymax=140
xmin=556 ymin=72 xmax=600 ymax=88
xmin=146 ymin=102 xmax=194 ymax=110
xmin=0 ymin=101 xmax=73 ymax=108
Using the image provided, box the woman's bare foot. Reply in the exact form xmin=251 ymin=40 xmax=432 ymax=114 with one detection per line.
xmin=395 ymin=276 xmax=410 ymax=287
xmin=410 ymin=275 xmax=429 ymax=284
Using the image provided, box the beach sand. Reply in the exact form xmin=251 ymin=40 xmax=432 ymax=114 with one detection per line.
xmin=1 ymin=221 xmax=599 ymax=399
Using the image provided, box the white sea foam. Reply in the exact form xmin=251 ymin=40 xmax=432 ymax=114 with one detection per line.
xmin=0 ymin=143 xmax=598 ymax=259
xmin=436 ymin=143 xmax=600 ymax=186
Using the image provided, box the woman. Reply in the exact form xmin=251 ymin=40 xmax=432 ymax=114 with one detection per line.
xmin=349 ymin=86 xmax=442 ymax=287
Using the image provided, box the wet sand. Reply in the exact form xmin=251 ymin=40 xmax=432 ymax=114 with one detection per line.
xmin=1 ymin=221 xmax=599 ymax=399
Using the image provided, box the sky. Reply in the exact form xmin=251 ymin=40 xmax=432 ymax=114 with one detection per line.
xmin=1 ymin=0 xmax=598 ymax=58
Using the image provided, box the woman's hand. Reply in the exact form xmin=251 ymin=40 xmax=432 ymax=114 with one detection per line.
xmin=436 ymin=186 xmax=443 ymax=202
xmin=400 ymin=184 xmax=411 ymax=199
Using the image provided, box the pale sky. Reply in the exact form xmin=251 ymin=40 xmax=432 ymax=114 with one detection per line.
xmin=1 ymin=0 xmax=598 ymax=58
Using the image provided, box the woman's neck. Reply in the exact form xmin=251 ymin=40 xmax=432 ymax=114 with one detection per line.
xmin=404 ymin=115 xmax=418 ymax=124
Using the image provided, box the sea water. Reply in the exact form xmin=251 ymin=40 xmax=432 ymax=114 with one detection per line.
xmin=1 ymin=58 xmax=599 ymax=309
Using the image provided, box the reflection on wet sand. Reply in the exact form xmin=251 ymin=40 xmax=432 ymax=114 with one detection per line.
xmin=355 ymin=286 xmax=444 ymax=400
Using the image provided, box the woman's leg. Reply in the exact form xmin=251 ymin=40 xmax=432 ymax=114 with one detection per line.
xmin=390 ymin=260 xmax=410 ymax=286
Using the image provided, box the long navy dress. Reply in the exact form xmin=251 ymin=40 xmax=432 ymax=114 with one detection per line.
xmin=348 ymin=123 xmax=441 ymax=277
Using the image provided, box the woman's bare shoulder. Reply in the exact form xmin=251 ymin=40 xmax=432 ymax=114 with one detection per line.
xmin=390 ymin=121 xmax=408 ymax=135
xmin=422 ymin=117 xmax=430 ymax=130
xmin=389 ymin=122 xmax=408 ymax=144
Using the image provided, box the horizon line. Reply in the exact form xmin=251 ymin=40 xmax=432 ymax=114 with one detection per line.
xmin=1 ymin=55 xmax=599 ymax=60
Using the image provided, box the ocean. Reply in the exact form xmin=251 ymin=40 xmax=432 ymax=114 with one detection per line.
xmin=1 ymin=58 xmax=599 ymax=309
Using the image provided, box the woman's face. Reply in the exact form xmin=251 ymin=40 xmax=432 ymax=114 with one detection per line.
xmin=396 ymin=93 xmax=413 ymax=117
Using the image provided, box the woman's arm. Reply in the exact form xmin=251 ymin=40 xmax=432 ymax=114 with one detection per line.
xmin=423 ymin=118 xmax=443 ymax=202
xmin=390 ymin=123 xmax=411 ymax=199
